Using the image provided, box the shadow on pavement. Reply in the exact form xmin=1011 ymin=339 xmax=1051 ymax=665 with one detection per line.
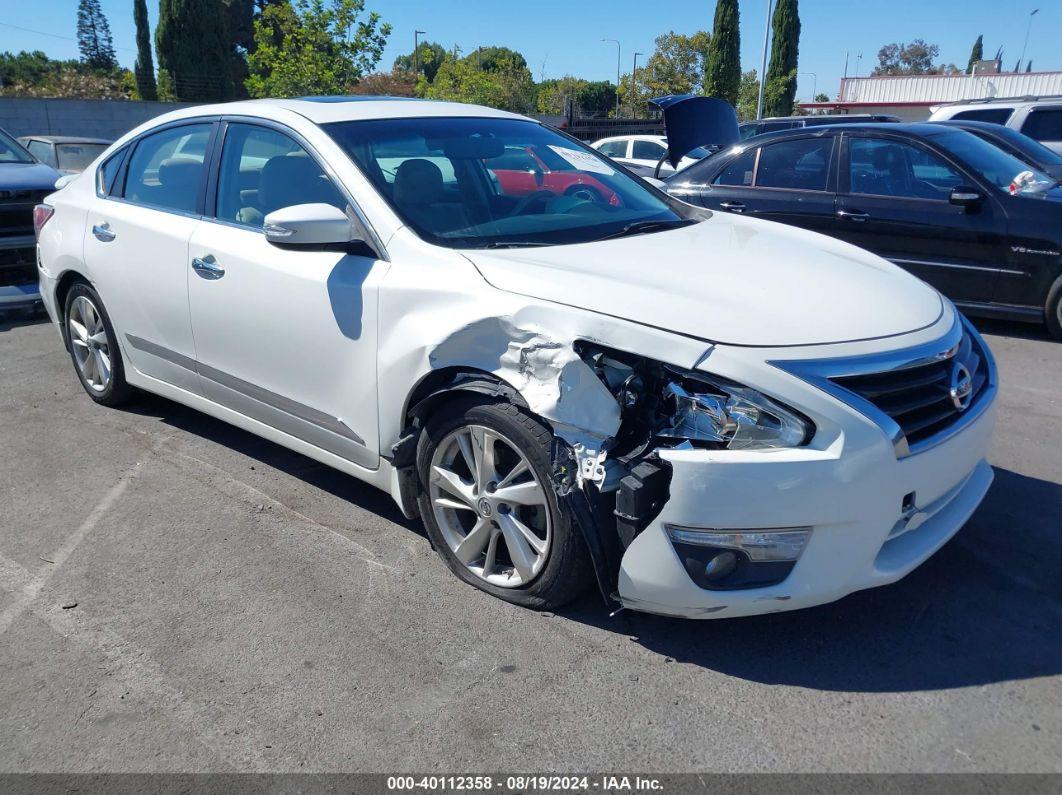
xmin=564 ymin=466 xmax=1062 ymax=693
xmin=0 ymin=311 xmax=48 ymax=333
xmin=969 ymin=316 xmax=1054 ymax=342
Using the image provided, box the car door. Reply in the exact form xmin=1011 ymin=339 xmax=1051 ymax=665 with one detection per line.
xmin=82 ymin=120 xmax=215 ymax=393
xmin=834 ymin=132 xmax=1008 ymax=304
xmin=628 ymin=139 xmax=670 ymax=173
xmin=186 ymin=120 xmax=386 ymax=469
xmin=680 ymin=135 xmax=839 ymax=237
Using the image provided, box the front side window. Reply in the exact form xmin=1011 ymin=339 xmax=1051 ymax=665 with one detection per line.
xmin=755 ymin=138 xmax=833 ymax=191
xmin=596 ymin=140 xmax=629 ymax=158
xmin=632 ymin=140 xmax=666 ymax=160
xmin=326 ymin=117 xmax=687 ymax=249
xmin=215 ymin=123 xmax=345 ymax=228
xmin=1021 ymin=109 xmax=1062 ymax=142
xmin=27 ymin=140 xmax=56 ymax=166
xmin=847 ymin=137 xmax=963 ymax=200
xmin=123 ymin=123 xmax=212 ymax=213
xmin=930 ymin=129 xmax=1055 ymax=194
xmin=713 ymin=149 xmax=756 ymax=186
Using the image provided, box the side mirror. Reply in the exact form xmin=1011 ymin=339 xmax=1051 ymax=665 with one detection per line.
xmin=54 ymin=174 xmax=77 ymax=190
xmin=643 ymin=177 xmax=667 ymax=189
xmin=263 ymin=203 xmax=357 ymax=249
xmin=949 ymin=186 xmax=983 ymax=209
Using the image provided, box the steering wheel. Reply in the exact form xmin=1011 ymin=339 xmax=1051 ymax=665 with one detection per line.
xmin=510 ymin=190 xmax=555 ymax=216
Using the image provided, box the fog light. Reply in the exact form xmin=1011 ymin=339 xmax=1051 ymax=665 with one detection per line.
xmin=666 ymin=525 xmax=811 ymax=591
xmin=703 ymin=550 xmax=738 ymax=580
xmin=666 ymin=526 xmax=811 ymax=561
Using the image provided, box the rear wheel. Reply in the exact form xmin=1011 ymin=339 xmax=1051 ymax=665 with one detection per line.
xmin=64 ymin=282 xmax=135 ymax=406
xmin=416 ymin=398 xmax=592 ymax=610
xmin=1046 ymin=276 xmax=1062 ymax=341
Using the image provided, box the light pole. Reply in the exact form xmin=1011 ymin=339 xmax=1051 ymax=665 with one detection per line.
xmin=632 ymin=52 xmax=643 ymax=117
xmin=799 ymin=71 xmax=817 ymax=101
xmin=602 ymin=39 xmax=621 ymax=117
xmin=413 ymin=29 xmax=425 ymax=78
xmin=755 ymin=0 xmax=773 ymax=120
xmin=1019 ymin=8 xmax=1039 ymax=72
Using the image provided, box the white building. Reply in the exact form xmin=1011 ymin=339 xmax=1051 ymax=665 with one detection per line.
xmin=799 ymin=70 xmax=1062 ymax=121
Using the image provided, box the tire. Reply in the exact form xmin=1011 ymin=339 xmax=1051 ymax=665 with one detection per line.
xmin=64 ymin=282 xmax=136 ymax=406
xmin=1046 ymin=276 xmax=1062 ymax=341
xmin=416 ymin=397 xmax=593 ymax=610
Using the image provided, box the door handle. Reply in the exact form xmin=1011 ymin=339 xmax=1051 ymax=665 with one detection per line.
xmin=719 ymin=201 xmax=746 ymax=213
xmin=92 ymin=223 xmax=116 ymax=242
xmin=191 ymin=255 xmax=225 ymax=279
xmin=836 ymin=209 xmax=869 ymax=222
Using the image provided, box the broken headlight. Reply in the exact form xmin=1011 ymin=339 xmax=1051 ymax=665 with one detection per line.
xmin=659 ymin=373 xmax=812 ymax=450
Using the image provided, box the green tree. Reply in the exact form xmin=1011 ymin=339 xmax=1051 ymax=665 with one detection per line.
xmin=425 ymin=56 xmax=533 ymax=112
xmin=77 ymin=0 xmax=118 ymax=71
xmin=704 ymin=0 xmax=740 ymax=106
xmin=133 ymin=0 xmax=157 ymax=100
xmin=813 ymin=91 xmax=829 ymax=102
xmin=465 ymin=46 xmax=526 ymax=74
xmin=535 ymin=75 xmax=588 ymax=114
xmin=156 ymin=0 xmax=234 ymax=100
xmin=619 ymin=30 xmax=711 ymax=116
xmin=764 ymin=0 xmax=799 ymax=116
xmin=579 ymin=80 xmax=617 ymax=116
xmin=966 ymin=34 xmax=983 ymax=74
xmin=393 ymin=40 xmax=448 ymax=82
xmin=872 ymin=40 xmax=958 ymax=76
xmin=736 ymin=68 xmax=759 ymax=121
xmin=246 ymin=0 xmax=391 ymax=98
xmin=0 ymin=51 xmax=79 ymax=88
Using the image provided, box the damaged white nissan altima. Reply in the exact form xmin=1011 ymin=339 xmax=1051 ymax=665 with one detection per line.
xmin=34 ymin=97 xmax=997 ymax=618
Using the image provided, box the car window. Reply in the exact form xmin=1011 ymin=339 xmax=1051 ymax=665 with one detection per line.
xmin=215 ymin=123 xmax=346 ymax=229
xmin=27 ymin=140 xmax=56 ymax=166
xmin=632 ymin=140 xmax=666 ymax=160
xmin=760 ymin=121 xmax=799 ymax=134
xmin=848 ymin=137 xmax=962 ymax=200
xmin=952 ymin=108 xmax=1014 ymax=124
xmin=597 ymin=140 xmax=628 ymax=158
xmin=123 ymin=123 xmax=212 ymax=213
xmin=96 ymin=148 xmax=125 ymax=197
xmin=755 ymin=138 xmax=833 ymax=191
xmin=739 ymin=124 xmax=759 ymax=140
xmin=1021 ymin=109 xmax=1062 ymax=143
xmin=487 ymin=147 xmax=540 ymax=171
xmin=0 ymin=129 xmax=34 ymax=164
xmin=56 ymin=143 xmax=108 ymax=172
xmin=713 ymin=149 xmax=756 ymax=186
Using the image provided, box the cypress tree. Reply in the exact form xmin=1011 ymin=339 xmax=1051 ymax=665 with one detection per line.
xmin=764 ymin=0 xmax=800 ymax=117
xmin=77 ymin=0 xmax=118 ymax=71
xmin=156 ymin=0 xmax=234 ymax=101
xmin=966 ymin=34 xmax=983 ymax=74
xmin=704 ymin=0 xmax=740 ymax=106
xmin=133 ymin=0 xmax=158 ymax=100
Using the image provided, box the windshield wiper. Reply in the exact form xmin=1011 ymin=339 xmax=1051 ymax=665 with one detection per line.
xmin=479 ymin=241 xmax=553 ymax=249
xmin=594 ymin=219 xmax=693 ymax=242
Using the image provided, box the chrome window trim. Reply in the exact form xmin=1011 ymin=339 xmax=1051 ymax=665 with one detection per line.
xmin=770 ymin=315 xmax=997 ymax=458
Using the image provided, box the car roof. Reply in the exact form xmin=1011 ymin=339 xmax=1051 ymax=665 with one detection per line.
xmin=736 ymin=122 xmax=957 ymax=146
xmin=18 ymin=135 xmax=112 ymax=144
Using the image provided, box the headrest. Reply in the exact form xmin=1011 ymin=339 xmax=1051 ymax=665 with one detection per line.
xmin=393 ymin=158 xmax=444 ymax=205
xmin=157 ymin=157 xmax=202 ymax=188
xmin=259 ymin=153 xmax=324 ymax=213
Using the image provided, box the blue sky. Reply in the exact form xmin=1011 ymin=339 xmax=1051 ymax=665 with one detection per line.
xmin=1 ymin=0 xmax=1058 ymax=100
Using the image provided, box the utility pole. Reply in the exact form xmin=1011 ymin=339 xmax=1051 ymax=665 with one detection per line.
xmin=602 ymin=39 xmax=621 ymax=117
xmin=632 ymin=52 xmax=643 ymax=117
xmin=1019 ymin=8 xmax=1040 ymax=73
xmin=755 ymin=0 xmax=773 ymax=120
xmin=799 ymin=71 xmax=817 ymax=101
xmin=413 ymin=29 xmax=425 ymax=78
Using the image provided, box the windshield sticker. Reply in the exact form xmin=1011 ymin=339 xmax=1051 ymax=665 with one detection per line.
xmin=548 ymin=145 xmax=616 ymax=175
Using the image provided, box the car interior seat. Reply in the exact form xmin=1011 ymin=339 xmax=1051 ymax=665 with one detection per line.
xmin=392 ymin=158 xmax=470 ymax=234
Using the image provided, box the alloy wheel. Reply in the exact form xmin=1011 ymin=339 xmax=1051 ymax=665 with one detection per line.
xmin=68 ymin=295 xmax=112 ymax=393
xmin=428 ymin=424 xmax=552 ymax=588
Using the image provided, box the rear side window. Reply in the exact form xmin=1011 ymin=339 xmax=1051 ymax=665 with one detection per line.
xmin=952 ymin=108 xmax=1013 ymax=124
xmin=713 ymin=149 xmax=756 ymax=186
xmin=1021 ymin=109 xmax=1062 ymax=142
xmin=123 ymin=123 xmax=212 ymax=214
xmin=27 ymin=140 xmax=56 ymax=166
xmin=632 ymin=140 xmax=666 ymax=160
xmin=755 ymin=138 xmax=833 ymax=191
xmin=596 ymin=140 xmax=628 ymax=158
xmin=96 ymin=148 xmax=126 ymax=197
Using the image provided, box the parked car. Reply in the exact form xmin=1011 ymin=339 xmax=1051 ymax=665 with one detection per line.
xmin=933 ymin=119 xmax=1062 ymax=180
xmin=486 ymin=144 xmax=620 ymax=205
xmin=18 ymin=135 xmax=112 ymax=175
xmin=36 ymin=98 xmax=997 ymax=619
xmin=1 ymin=126 xmax=61 ymax=315
xmin=739 ymin=114 xmax=901 ymax=140
xmin=667 ymin=123 xmax=1062 ymax=338
xmin=590 ymin=134 xmax=709 ymax=175
xmin=928 ymin=96 xmax=1062 ymax=154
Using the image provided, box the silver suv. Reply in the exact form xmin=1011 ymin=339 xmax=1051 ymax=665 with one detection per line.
xmin=928 ymin=97 xmax=1062 ymax=154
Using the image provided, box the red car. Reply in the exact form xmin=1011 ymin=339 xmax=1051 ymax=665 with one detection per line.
xmin=488 ymin=145 xmax=621 ymax=206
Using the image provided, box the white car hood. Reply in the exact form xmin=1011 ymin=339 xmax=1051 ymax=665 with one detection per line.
xmin=462 ymin=213 xmax=944 ymax=347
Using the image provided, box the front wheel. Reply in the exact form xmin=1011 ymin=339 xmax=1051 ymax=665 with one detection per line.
xmin=416 ymin=398 xmax=592 ymax=610
xmin=1046 ymin=275 xmax=1062 ymax=341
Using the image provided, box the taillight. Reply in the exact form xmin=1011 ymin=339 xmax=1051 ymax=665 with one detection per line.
xmin=33 ymin=204 xmax=54 ymax=238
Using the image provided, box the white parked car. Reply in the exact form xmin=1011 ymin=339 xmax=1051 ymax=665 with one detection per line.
xmin=590 ymin=134 xmax=707 ymax=175
xmin=33 ymin=98 xmax=997 ymax=619
xmin=928 ymin=97 xmax=1062 ymax=155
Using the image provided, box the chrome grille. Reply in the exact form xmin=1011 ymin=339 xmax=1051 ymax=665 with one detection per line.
xmin=830 ymin=328 xmax=990 ymax=447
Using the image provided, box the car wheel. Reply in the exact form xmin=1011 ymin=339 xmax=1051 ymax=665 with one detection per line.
xmin=416 ymin=397 xmax=593 ymax=610
xmin=1046 ymin=275 xmax=1062 ymax=341
xmin=64 ymin=282 xmax=135 ymax=406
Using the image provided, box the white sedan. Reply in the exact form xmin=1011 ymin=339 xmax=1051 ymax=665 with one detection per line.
xmin=33 ymin=97 xmax=997 ymax=618
xmin=590 ymin=134 xmax=708 ymax=175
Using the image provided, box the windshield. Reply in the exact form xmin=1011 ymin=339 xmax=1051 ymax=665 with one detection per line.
xmin=934 ymin=129 xmax=1055 ymax=193
xmin=0 ymin=129 xmax=34 ymax=164
xmin=324 ymin=117 xmax=687 ymax=248
xmin=56 ymin=142 xmax=109 ymax=172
